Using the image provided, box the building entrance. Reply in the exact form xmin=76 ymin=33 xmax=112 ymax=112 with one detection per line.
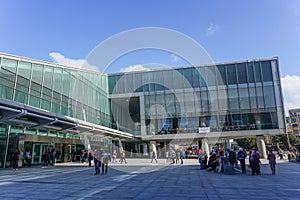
xmin=32 ymin=143 xmax=53 ymax=164
xmin=0 ymin=129 xmax=19 ymax=168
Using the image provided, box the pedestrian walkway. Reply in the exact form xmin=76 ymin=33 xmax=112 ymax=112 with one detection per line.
xmin=55 ymin=158 xmax=200 ymax=167
xmin=0 ymin=158 xmax=299 ymax=200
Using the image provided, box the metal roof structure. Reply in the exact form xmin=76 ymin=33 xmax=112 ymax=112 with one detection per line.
xmin=0 ymin=98 xmax=136 ymax=140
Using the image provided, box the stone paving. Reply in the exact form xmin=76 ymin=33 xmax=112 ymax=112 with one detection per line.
xmin=0 ymin=158 xmax=299 ymax=200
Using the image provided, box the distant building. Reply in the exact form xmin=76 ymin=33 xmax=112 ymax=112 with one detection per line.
xmin=289 ymin=109 xmax=300 ymax=137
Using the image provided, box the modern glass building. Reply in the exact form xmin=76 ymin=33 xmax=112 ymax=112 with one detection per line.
xmin=0 ymin=53 xmax=286 ymax=167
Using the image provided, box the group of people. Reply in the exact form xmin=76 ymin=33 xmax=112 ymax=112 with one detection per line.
xmin=93 ymin=149 xmax=111 ymax=175
xmin=9 ymin=147 xmax=57 ymax=170
xmin=198 ymin=147 xmax=277 ymax=176
xmin=10 ymin=147 xmax=21 ymax=170
xmin=92 ymin=149 xmax=128 ymax=175
xmin=166 ymin=149 xmax=186 ymax=164
xmin=42 ymin=148 xmax=57 ymax=168
xmin=110 ymin=149 xmax=127 ymax=164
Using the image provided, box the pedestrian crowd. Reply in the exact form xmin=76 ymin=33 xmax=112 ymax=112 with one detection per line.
xmin=166 ymin=148 xmax=187 ymax=165
xmin=196 ymin=147 xmax=281 ymax=176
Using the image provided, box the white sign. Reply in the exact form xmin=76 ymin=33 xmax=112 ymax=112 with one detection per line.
xmin=199 ymin=127 xmax=210 ymax=133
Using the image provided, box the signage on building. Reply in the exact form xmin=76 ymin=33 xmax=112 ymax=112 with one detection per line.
xmin=199 ymin=127 xmax=210 ymax=133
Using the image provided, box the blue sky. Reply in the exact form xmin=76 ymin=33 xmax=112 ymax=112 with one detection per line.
xmin=0 ymin=0 xmax=300 ymax=112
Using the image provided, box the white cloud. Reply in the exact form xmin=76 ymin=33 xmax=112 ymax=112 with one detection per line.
xmin=49 ymin=52 xmax=99 ymax=71
xmin=206 ymin=23 xmax=219 ymax=36
xmin=120 ymin=64 xmax=151 ymax=72
xmin=281 ymin=75 xmax=300 ymax=115
xmin=170 ymin=54 xmax=179 ymax=63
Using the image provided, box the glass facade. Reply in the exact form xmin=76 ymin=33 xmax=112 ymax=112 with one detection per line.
xmin=108 ymin=58 xmax=285 ymax=136
xmin=0 ymin=54 xmax=285 ymax=137
xmin=0 ymin=56 xmax=112 ymax=128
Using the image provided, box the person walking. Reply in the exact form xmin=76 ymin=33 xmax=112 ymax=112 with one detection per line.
xmin=101 ymin=150 xmax=110 ymax=174
xmin=88 ymin=151 xmax=92 ymax=167
xmin=267 ymin=150 xmax=276 ymax=175
xmin=175 ymin=149 xmax=180 ymax=164
xmin=251 ymin=150 xmax=261 ymax=175
xmin=120 ymin=150 xmax=127 ymax=164
xmin=228 ymin=148 xmax=237 ymax=166
xmin=50 ymin=148 xmax=56 ymax=166
xmin=169 ymin=149 xmax=176 ymax=164
xmin=42 ymin=149 xmax=50 ymax=168
xmin=180 ymin=149 xmax=185 ymax=165
xmin=151 ymin=150 xmax=158 ymax=163
xmin=278 ymin=148 xmax=284 ymax=160
xmin=93 ymin=149 xmax=101 ymax=175
xmin=25 ymin=149 xmax=32 ymax=167
xmin=71 ymin=148 xmax=76 ymax=162
xmin=237 ymin=148 xmax=246 ymax=174
xmin=13 ymin=147 xmax=20 ymax=170
xmin=112 ymin=150 xmax=117 ymax=163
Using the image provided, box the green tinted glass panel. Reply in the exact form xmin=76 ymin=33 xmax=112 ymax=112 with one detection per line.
xmin=149 ymin=72 xmax=155 ymax=91
xmin=31 ymin=64 xmax=43 ymax=84
xmin=108 ymin=75 xmax=117 ymax=94
xmin=192 ymin=68 xmax=200 ymax=88
xmin=155 ymin=71 xmax=164 ymax=91
xmin=116 ymin=75 xmax=125 ymax=93
xmin=199 ymin=67 xmax=206 ymax=87
xmin=174 ymin=69 xmax=183 ymax=89
xmin=18 ymin=61 xmax=31 ymax=79
xmin=69 ymin=70 xmax=76 ymax=98
xmin=237 ymin=63 xmax=247 ymax=84
xmin=249 ymin=87 xmax=257 ymax=109
xmin=206 ymin=66 xmax=216 ymax=86
xmin=227 ymin=64 xmax=237 ymax=85
xmin=239 ymin=88 xmax=250 ymax=109
xmin=143 ymin=73 xmax=149 ymax=92
xmin=133 ymin=73 xmax=142 ymax=92
xmin=2 ymin=58 xmax=17 ymax=73
xmin=256 ymin=86 xmax=264 ymax=109
xmin=185 ymin=92 xmax=195 ymax=112
xmin=51 ymin=103 xmax=60 ymax=113
xmin=264 ymin=85 xmax=275 ymax=108
xmin=0 ymin=86 xmax=13 ymax=100
xmin=43 ymin=65 xmax=53 ymax=89
xmin=261 ymin=61 xmax=273 ymax=82
xmin=29 ymin=95 xmax=40 ymax=108
xmin=247 ymin=62 xmax=255 ymax=83
xmin=41 ymin=99 xmax=50 ymax=110
xmin=62 ymin=69 xmax=70 ymax=95
xmin=15 ymin=91 xmax=28 ymax=104
xmin=254 ymin=62 xmax=262 ymax=82
xmin=53 ymin=68 xmax=62 ymax=93
xmin=183 ymin=68 xmax=193 ymax=88
xmin=216 ymin=65 xmax=226 ymax=86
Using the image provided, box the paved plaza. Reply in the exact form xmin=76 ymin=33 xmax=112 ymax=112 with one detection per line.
xmin=0 ymin=158 xmax=299 ymax=200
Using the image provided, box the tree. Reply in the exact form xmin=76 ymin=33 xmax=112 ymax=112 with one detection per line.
xmin=272 ymin=132 xmax=300 ymax=150
xmin=235 ymin=138 xmax=256 ymax=150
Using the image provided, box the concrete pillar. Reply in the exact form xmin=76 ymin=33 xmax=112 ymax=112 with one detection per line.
xmin=63 ymin=144 xmax=68 ymax=162
xmin=18 ymin=139 xmax=25 ymax=167
xmin=143 ymin=143 xmax=148 ymax=156
xmin=140 ymin=95 xmax=147 ymax=137
xmin=118 ymin=140 xmax=123 ymax=154
xmin=256 ymin=135 xmax=267 ymax=159
xmin=201 ymin=138 xmax=209 ymax=155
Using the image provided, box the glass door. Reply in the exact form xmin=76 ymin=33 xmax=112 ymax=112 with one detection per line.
xmin=32 ymin=144 xmax=41 ymax=164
